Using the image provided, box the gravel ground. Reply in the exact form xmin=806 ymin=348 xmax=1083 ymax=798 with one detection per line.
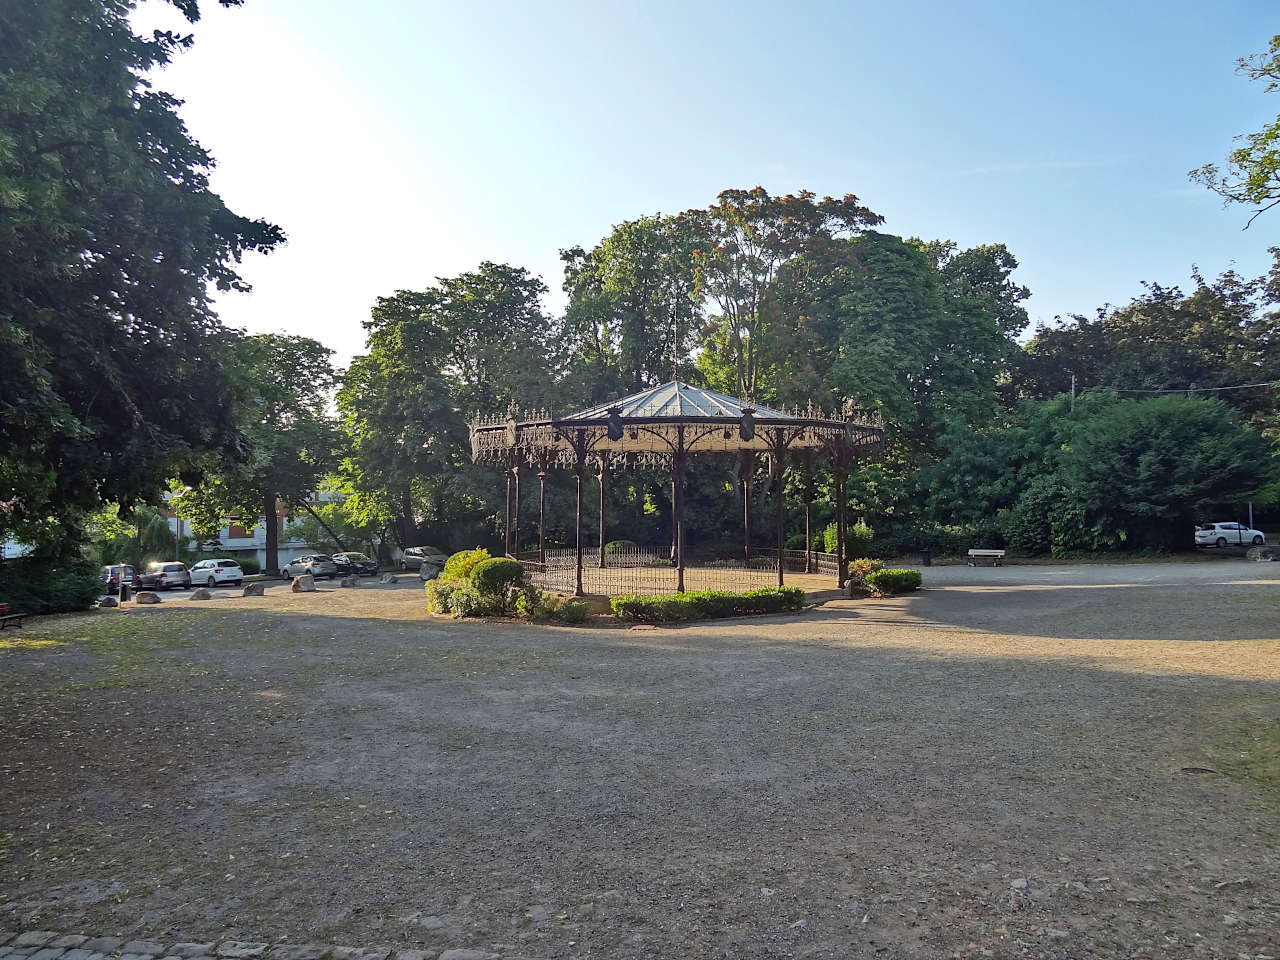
xmin=1 ymin=564 xmax=1278 ymax=959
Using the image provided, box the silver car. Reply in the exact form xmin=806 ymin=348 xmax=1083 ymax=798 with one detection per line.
xmin=281 ymin=554 xmax=338 ymax=580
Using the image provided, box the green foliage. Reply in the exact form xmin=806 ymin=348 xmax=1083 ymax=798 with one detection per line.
xmin=557 ymin=598 xmax=590 ymax=624
xmin=784 ymin=533 xmax=809 ymax=550
xmin=1191 ymin=34 xmax=1280 ymax=226
xmin=236 ymin=557 xmax=262 ymax=575
xmin=847 ymin=558 xmax=884 ymax=584
xmin=425 ymin=578 xmax=460 ymax=615
xmin=821 ymin=521 xmax=874 ymax=555
xmin=87 ymin=504 xmax=182 ymax=568
xmin=470 ymin=557 xmax=524 ymax=597
xmin=512 ymin=584 xmax=552 ymax=621
xmin=561 ymin=215 xmax=703 ymax=401
xmin=927 ymin=392 xmax=1273 ymax=555
xmin=610 ymin=586 xmax=806 ymax=623
xmin=0 ymin=557 xmax=101 ymax=615
xmin=604 ymin=539 xmax=639 ymax=554
xmin=442 ymin=548 xmax=491 ymax=582
xmin=863 ymin=568 xmax=922 ymax=596
xmin=445 ymin=585 xmax=501 ymax=619
xmin=0 ymin=0 xmax=282 ymax=550
xmin=1018 ymin=271 xmax=1280 ymax=430
xmin=170 ymin=334 xmax=341 ymax=571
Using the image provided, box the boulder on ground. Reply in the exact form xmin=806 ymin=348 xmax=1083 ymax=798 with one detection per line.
xmin=190 ymin=587 xmax=213 ymax=600
xmin=379 ymin=573 xmax=396 ymax=584
xmin=135 ymin=591 xmax=161 ymax=604
xmin=1247 ymin=545 xmax=1274 ymax=562
xmin=339 ymin=575 xmax=358 ymax=588
xmin=99 ymin=596 xmax=118 ymax=608
xmin=291 ymin=574 xmax=316 ymax=593
xmin=242 ymin=582 xmax=266 ymax=597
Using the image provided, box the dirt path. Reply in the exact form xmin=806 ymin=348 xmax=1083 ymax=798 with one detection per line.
xmin=1 ymin=565 xmax=1277 ymax=958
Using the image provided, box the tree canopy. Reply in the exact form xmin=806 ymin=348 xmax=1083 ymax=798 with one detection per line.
xmin=0 ymin=0 xmax=282 ymax=552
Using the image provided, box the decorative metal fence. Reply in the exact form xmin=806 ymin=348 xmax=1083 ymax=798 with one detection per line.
xmin=513 ymin=547 xmax=841 ymax=597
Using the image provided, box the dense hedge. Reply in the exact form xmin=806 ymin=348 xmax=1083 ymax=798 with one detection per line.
xmin=603 ymin=539 xmax=639 ymax=554
xmin=863 ymin=568 xmax=922 ymax=596
xmin=611 ymin=586 xmax=806 ymax=623
xmin=0 ymin=557 xmax=102 ymax=615
xmin=470 ymin=557 xmax=523 ymax=596
xmin=442 ymin=547 xmax=490 ymax=581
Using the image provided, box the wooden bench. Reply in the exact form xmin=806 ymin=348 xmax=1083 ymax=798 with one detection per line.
xmin=0 ymin=612 xmax=24 ymax=630
xmin=967 ymin=549 xmax=1006 ymax=567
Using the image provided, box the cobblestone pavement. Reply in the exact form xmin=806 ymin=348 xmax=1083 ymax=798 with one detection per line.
xmin=0 ymin=932 xmax=506 ymax=960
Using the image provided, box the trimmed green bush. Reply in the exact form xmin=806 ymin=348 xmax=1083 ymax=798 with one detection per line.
xmin=0 ymin=557 xmax=101 ymax=615
xmin=425 ymin=578 xmax=460 ymax=614
xmin=558 ymin=598 xmax=589 ymax=623
xmin=863 ymin=568 xmax=922 ymax=596
xmin=470 ymin=557 xmax=523 ymax=597
xmin=442 ymin=547 xmax=490 ymax=582
xmin=445 ymin=585 xmax=501 ymax=618
xmin=611 ymin=586 xmax=806 ymax=623
xmin=237 ymin=557 xmax=262 ymax=575
xmin=785 ymin=533 xmax=808 ymax=551
xmin=847 ymin=557 xmax=884 ymax=584
xmin=604 ymin=539 xmax=639 ymax=554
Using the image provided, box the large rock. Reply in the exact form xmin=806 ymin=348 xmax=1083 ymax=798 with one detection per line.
xmin=99 ymin=596 xmax=119 ymax=608
xmin=190 ymin=587 xmax=213 ymax=600
xmin=1247 ymin=545 xmax=1274 ymax=562
xmin=291 ymin=574 xmax=316 ymax=593
xmin=243 ymin=581 xmax=266 ymax=597
xmin=135 ymin=591 xmax=161 ymax=604
xmin=379 ymin=573 xmax=396 ymax=584
xmin=339 ymin=575 xmax=358 ymax=588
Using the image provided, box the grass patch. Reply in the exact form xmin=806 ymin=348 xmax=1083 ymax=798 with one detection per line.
xmin=1221 ymin=718 xmax=1280 ymax=804
xmin=0 ymin=636 xmax=66 ymax=651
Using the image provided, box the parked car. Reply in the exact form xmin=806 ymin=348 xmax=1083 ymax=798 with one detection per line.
xmin=1195 ymin=522 xmax=1266 ymax=548
xmin=138 ymin=561 xmax=192 ymax=590
xmin=100 ymin=564 xmax=136 ymax=592
xmin=418 ymin=551 xmax=448 ymax=582
xmin=189 ymin=558 xmax=245 ymax=587
xmin=332 ymin=552 xmax=379 ymax=576
xmin=399 ymin=545 xmax=447 ymax=571
xmin=281 ymin=554 xmax=338 ymax=580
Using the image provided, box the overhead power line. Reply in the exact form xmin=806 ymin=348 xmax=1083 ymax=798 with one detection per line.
xmin=1113 ymin=380 xmax=1279 ymax=394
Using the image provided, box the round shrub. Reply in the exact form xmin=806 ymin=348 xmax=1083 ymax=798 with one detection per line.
xmin=863 ymin=568 xmax=922 ymax=596
xmin=237 ymin=557 xmax=262 ymax=575
xmin=785 ymin=533 xmax=808 ymax=551
xmin=470 ymin=557 xmax=524 ymax=597
xmin=604 ymin=539 xmax=639 ymax=554
xmin=442 ymin=547 xmax=490 ymax=582
xmin=424 ymin=578 xmax=459 ymax=614
xmin=446 ymin=585 xmax=501 ymax=618
xmin=847 ymin=557 xmax=884 ymax=584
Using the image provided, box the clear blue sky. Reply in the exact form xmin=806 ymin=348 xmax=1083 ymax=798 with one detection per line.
xmin=136 ymin=0 xmax=1277 ymax=366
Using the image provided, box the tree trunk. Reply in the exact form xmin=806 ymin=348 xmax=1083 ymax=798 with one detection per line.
xmin=264 ymin=490 xmax=280 ymax=575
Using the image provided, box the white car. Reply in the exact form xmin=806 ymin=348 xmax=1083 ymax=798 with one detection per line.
xmin=190 ymin=558 xmax=245 ymax=587
xmin=1195 ymin=522 xmax=1265 ymax=548
xmin=281 ymin=554 xmax=338 ymax=580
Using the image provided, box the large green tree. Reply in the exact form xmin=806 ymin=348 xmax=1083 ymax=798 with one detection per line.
xmin=0 ymin=0 xmax=283 ymax=551
xmin=171 ymin=334 xmax=339 ymax=572
xmin=560 ymin=214 xmax=703 ymax=404
xmin=1018 ymin=269 xmax=1280 ymax=430
xmin=339 ymin=262 xmax=559 ymax=549
xmin=691 ymin=187 xmax=882 ymax=400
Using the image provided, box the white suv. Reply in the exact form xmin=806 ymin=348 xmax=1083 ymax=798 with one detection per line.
xmin=1195 ymin=522 xmax=1265 ymax=548
xmin=190 ymin=558 xmax=245 ymax=587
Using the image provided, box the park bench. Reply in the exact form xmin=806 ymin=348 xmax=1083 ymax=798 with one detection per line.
xmin=0 ymin=602 xmax=23 ymax=630
xmin=967 ymin=548 xmax=1006 ymax=567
